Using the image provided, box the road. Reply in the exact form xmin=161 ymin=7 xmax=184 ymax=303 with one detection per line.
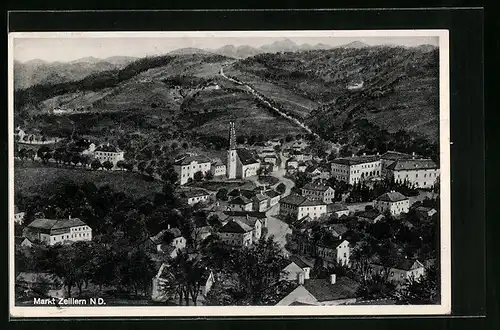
xmin=219 ymin=66 xmax=319 ymax=139
xmin=264 ymin=153 xmax=295 ymax=249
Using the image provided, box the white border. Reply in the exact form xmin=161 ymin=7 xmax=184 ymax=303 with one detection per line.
xmin=8 ymin=29 xmax=450 ymax=318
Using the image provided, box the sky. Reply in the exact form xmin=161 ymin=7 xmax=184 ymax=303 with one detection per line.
xmin=12 ymin=32 xmax=440 ymax=63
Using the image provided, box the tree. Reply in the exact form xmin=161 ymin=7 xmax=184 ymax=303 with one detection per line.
xmin=193 ymin=171 xmax=204 ymax=182
xmin=276 ymin=183 xmax=287 ymax=194
xmin=91 ymin=159 xmax=102 ymax=170
xmin=182 ymin=142 xmax=189 ymax=149
xmin=102 ymin=160 xmax=114 ymax=171
xmin=216 ymin=188 xmax=228 ymax=201
xmin=116 ymin=160 xmax=126 ymax=171
xmin=204 ymin=171 xmax=214 ymax=180
xmin=160 ymin=166 xmax=179 ymax=185
xmin=393 ymin=266 xmax=439 ymax=304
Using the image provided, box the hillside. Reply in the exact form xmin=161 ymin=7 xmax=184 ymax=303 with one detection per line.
xmin=230 ymin=45 xmax=440 ymax=142
xmin=14 ymin=56 xmax=138 ymax=90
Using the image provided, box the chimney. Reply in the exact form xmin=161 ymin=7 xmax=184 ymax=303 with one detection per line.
xmin=363 ymin=152 xmax=366 ymax=156
xmin=351 ymin=153 xmax=355 ymax=158
xmin=68 ymin=215 xmax=71 ymax=220
xmin=167 ymin=224 xmax=171 ymax=230
xmin=330 ymin=274 xmax=337 ymax=284
xmin=412 ymin=152 xmax=415 ymax=156
xmin=297 ymin=272 xmax=305 ymax=285
xmin=376 ymin=152 xmax=380 ymax=156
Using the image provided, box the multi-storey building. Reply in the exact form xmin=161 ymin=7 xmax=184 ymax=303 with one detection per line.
xmin=174 ymin=155 xmax=212 ymax=185
xmin=94 ymin=143 xmax=125 ymax=168
xmin=374 ymin=191 xmax=410 ymax=216
xmin=279 ymin=195 xmax=328 ymax=221
xmin=23 ymin=217 xmax=92 ymax=246
xmin=330 ymin=154 xmax=381 ymax=185
xmin=385 ymin=158 xmax=440 ymax=189
xmin=301 ymin=182 xmax=335 ymax=204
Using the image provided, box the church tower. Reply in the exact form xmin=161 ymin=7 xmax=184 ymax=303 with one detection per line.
xmin=227 ymin=121 xmax=237 ymax=179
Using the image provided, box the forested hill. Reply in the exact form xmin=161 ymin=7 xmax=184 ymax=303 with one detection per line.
xmin=232 ymin=46 xmax=440 ymax=143
xmin=14 ymin=53 xmax=229 ymax=119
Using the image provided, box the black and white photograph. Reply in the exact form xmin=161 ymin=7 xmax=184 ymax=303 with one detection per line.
xmin=8 ymin=30 xmax=450 ymax=317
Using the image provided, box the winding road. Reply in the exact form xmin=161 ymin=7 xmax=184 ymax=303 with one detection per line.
xmin=219 ymin=67 xmax=320 ymax=139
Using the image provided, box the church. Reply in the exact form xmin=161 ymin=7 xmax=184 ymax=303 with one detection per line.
xmin=227 ymin=122 xmax=261 ymax=179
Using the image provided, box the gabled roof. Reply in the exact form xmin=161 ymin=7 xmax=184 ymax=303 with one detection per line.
xmin=374 ymin=258 xmax=424 ymax=271
xmin=252 ymin=193 xmax=269 ymax=202
xmin=229 ymin=196 xmax=252 ymax=205
xmin=327 ymin=223 xmax=348 ymax=236
xmin=386 ymin=158 xmax=438 ymax=171
xmin=380 ymin=151 xmax=413 ymax=160
xmin=236 ymin=148 xmax=259 ymax=165
xmin=265 ymin=190 xmax=281 ymax=198
xmin=328 ymin=203 xmax=349 ymax=212
xmin=279 ymin=195 xmax=307 ymax=206
xmin=331 ymin=155 xmax=380 ymax=166
xmin=303 ymin=277 xmax=360 ymax=302
xmin=219 ymin=219 xmax=253 ymax=233
xmin=174 ymin=155 xmax=212 ymax=166
xmin=26 ymin=218 xmax=87 ymax=231
xmin=224 ymin=210 xmax=267 ymax=219
xmin=95 ymin=144 xmax=121 ymax=153
xmin=301 ymin=199 xmax=327 ymax=207
xmin=289 ymin=256 xmax=310 ymax=269
xmin=357 ymin=210 xmax=384 ymax=221
xmin=302 ymin=182 xmax=333 ymax=192
xmin=180 ymin=189 xmax=210 ymax=199
xmin=377 ymin=191 xmax=408 ymax=202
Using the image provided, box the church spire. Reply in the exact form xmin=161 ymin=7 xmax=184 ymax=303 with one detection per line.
xmin=228 ymin=121 xmax=236 ymax=150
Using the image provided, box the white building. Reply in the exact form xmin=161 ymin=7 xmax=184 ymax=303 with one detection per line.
xmin=180 ymin=189 xmax=211 ymax=206
xmin=228 ymin=196 xmax=253 ymax=212
xmin=174 ymin=155 xmax=212 ymax=185
xmin=331 ymin=154 xmax=381 ymax=185
xmin=23 ymin=217 xmax=92 ymax=246
xmin=281 ymin=256 xmax=311 ymax=282
xmin=316 ymin=239 xmax=351 ymax=268
xmin=226 ymin=122 xmax=261 ymax=180
xmin=279 ymin=195 xmax=328 ymax=221
xmin=13 ymin=205 xmax=25 ymax=225
xmin=219 ymin=217 xmax=262 ymax=247
xmin=386 ymin=158 xmax=440 ymax=189
xmin=301 ymin=182 xmax=335 ymax=204
xmin=210 ymin=161 xmax=227 ymax=177
xmin=370 ymin=259 xmax=426 ymax=284
xmin=94 ymin=143 xmax=125 ymax=168
xmin=375 ymin=191 xmax=410 ymax=216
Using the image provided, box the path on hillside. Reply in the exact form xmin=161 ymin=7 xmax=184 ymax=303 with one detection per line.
xmin=219 ymin=66 xmax=320 ymax=139
xmin=264 ymin=153 xmax=295 ymax=249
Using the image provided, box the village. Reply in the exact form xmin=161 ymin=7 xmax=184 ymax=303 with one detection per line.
xmin=13 ymin=120 xmax=440 ymax=306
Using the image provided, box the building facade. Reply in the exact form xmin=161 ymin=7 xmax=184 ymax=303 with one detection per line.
xmin=279 ymin=195 xmax=328 ymax=221
xmin=174 ymin=155 xmax=212 ymax=185
xmin=219 ymin=219 xmax=254 ymax=247
xmin=301 ymin=182 xmax=335 ymax=204
xmin=386 ymin=159 xmax=440 ymax=189
xmin=226 ymin=122 xmax=261 ymax=179
xmin=210 ymin=161 xmax=227 ymax=177
xmin=331 ymin=155 xmax=381 ymax=185
xmin=23 ymin=217 xmax=92 ymax=246
xmin=94 ymin=144 xmax=125 ymax=167
xmin=375 ymin=191 xmax=410 ymax=216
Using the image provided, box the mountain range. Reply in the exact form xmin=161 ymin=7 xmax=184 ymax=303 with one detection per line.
xmin=14 ymin=56 xmax=138 ymax=90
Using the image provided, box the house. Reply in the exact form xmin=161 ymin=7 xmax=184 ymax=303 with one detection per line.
xmin=414 ymin=206 xmax=438 ymax=218
xmin=180 ymin=189 xmax=211 ymax=206
xmin=150 ymin=227 xmax=186 ymax=258
xmin=228 ymin=196 xmax=253 ymax=212
xmin=331 ymin=154 xmax=382 ymax=185
xmin=13 ymin=205 xmax=25 ymax=225
xmin=281 ymin=256 xmax=311 ymax=282
xmin=23 ymin=217 xmax=92 ymax=246
xmin=174 ymin=155 xmax=212 ymax=185
xmin=286 ymin=158 xmax=299 ymax=169
xmin=370 ymin=258 xmax=426 ymax=284
xmin=218 ymin=218 xmax=255 ymax=247
xmin=16 ymin=272 xmax=65 ymax=299
xmin=380 ymin=151 xmax=413 ymax=175
xmin=262 ymin=154 xmax=279 ymax=166
xmin=279 ymin=195 xmax=328 ymax=221
xmin=94 ymin=143 xmax=125 ymax=168
xmin=151 ymin=262 xmax=215 ymax=302
xmin=210 ymin=161 xmax=227 ymax=177
xmin=252 ymin=194 xmax=270 ymax=212
xmin=223 ymin=210 xmax=268 ymax=228
xmin=327 ymin=203 xmax=350 ymax=218
xmin=293 ymin=152 xmax=313 ymax=162
xmin=15 ymin=236 xmax=35 ymax=248
xmin=266 ymin=139 xmax=282 ymax=148
xmin=193 ymin=216 xmax=213 ymax=242
xmin=301 ymin=182 xmax=335 ymax=204
xmin=316 ymin=239 xmax=351 ymax=267
xmin=227 ymin=122 xmax=261 ymax=179
xmin=237 ymin=215 xmax=263 ymax=241
xmin=375 ymin=191 xmax=410 ymax=216
xmin=325 ymin=223 xmax=348 ymax=238
xmin=259 ymin=148 xmax=277 ymax=158
xmin=356 ymin=210 xmax=385 ymax=223
xmin=291 ymin=140 xmax=309 ymax=151
xmin=386 ymin=158 xmax=440 ymax=189
xmin=297 ymin=162 xmax=308 ymax=173
xmin=276 ymin=275 xmax=360 ymax=306
xmin=265 ymin=190 xmax=282 ymax=207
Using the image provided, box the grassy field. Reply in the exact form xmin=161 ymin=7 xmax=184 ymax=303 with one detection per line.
xmin=14 ymin=161 xmax=163 ymax=199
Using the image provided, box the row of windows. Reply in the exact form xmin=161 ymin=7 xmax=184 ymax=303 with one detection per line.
xmin=96 ymin=152 xmax=122 ymax=157
xmin=52 ymin=233 xmax=90 ymax=241
xmin=72 ymin=226 xmax=89 ymax=231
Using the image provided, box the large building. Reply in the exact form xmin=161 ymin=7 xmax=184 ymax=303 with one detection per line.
xmin=174 ymin=155 xmax=212 ymax=185
xmin=375 ymin=191 xmax=410 ymax=216
xmin=279 ymin=195 xmax=328 ymax=221
xmin=380 ymin=151 xmax=413 ymax=176
xmin=301 ymin=182 xmax=335 ymax=204
xmin=94 ymin=143 xmax=125 ymax=168
xmin=370 ymin=259 xmax=426 ymax=284
xmin=226 ymin=122 xmax=260 ymax=179
xmin=386 ymin=158 xmax=440 ymax=189
xmin=218 ymin=216 xmax=262 ymax=247
xmin=23 ymin=217 xmax=92 ymax=246
xmin=330 ymin=154 xmax=381 ymax=185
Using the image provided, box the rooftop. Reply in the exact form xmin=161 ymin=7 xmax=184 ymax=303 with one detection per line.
xmin=386 ymin=158 xmax=438 ymax=171
xmin=252 ymin=194 xmax=269 ymax=202
xmin=303 ymin=277 xmax=360 ymax=302
xmin=377 ymin=191 xmax=408 ymax=202
xmin=380 ymin=151 xmax=413 ymax=160
xmin=180 ymin=189 xmax=210 ymax=199
xmin=26 ymin=218 xmax=87 ymax=231
xmin=174 ymin=155 xmax=212 ymax=166
xmin=229 ymin=196 xmax=252 ymax=205
xmin=331 ymin=155 xmax=380 ymax=166
xmin=302 ymin=182 xmax=333 ymax=192
xmin=373 ymin=258 xmax=423 ymax=271
xmin=279 ymin=195 xmax=307 ymax=206
xmin=289 ymin=256 xmax=310 ymax=269
xmin=219 ymin=219 xmax=253 ymax=233
xmin=237 ymin=148 xmax=259 ymax=165
xmin=265 ymin=190 xmax=281 ymax=198
xmin=95 ymin=144 xmax=121 ymax=153
xmin=328 ymin=203 xmax=349 ymax=212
